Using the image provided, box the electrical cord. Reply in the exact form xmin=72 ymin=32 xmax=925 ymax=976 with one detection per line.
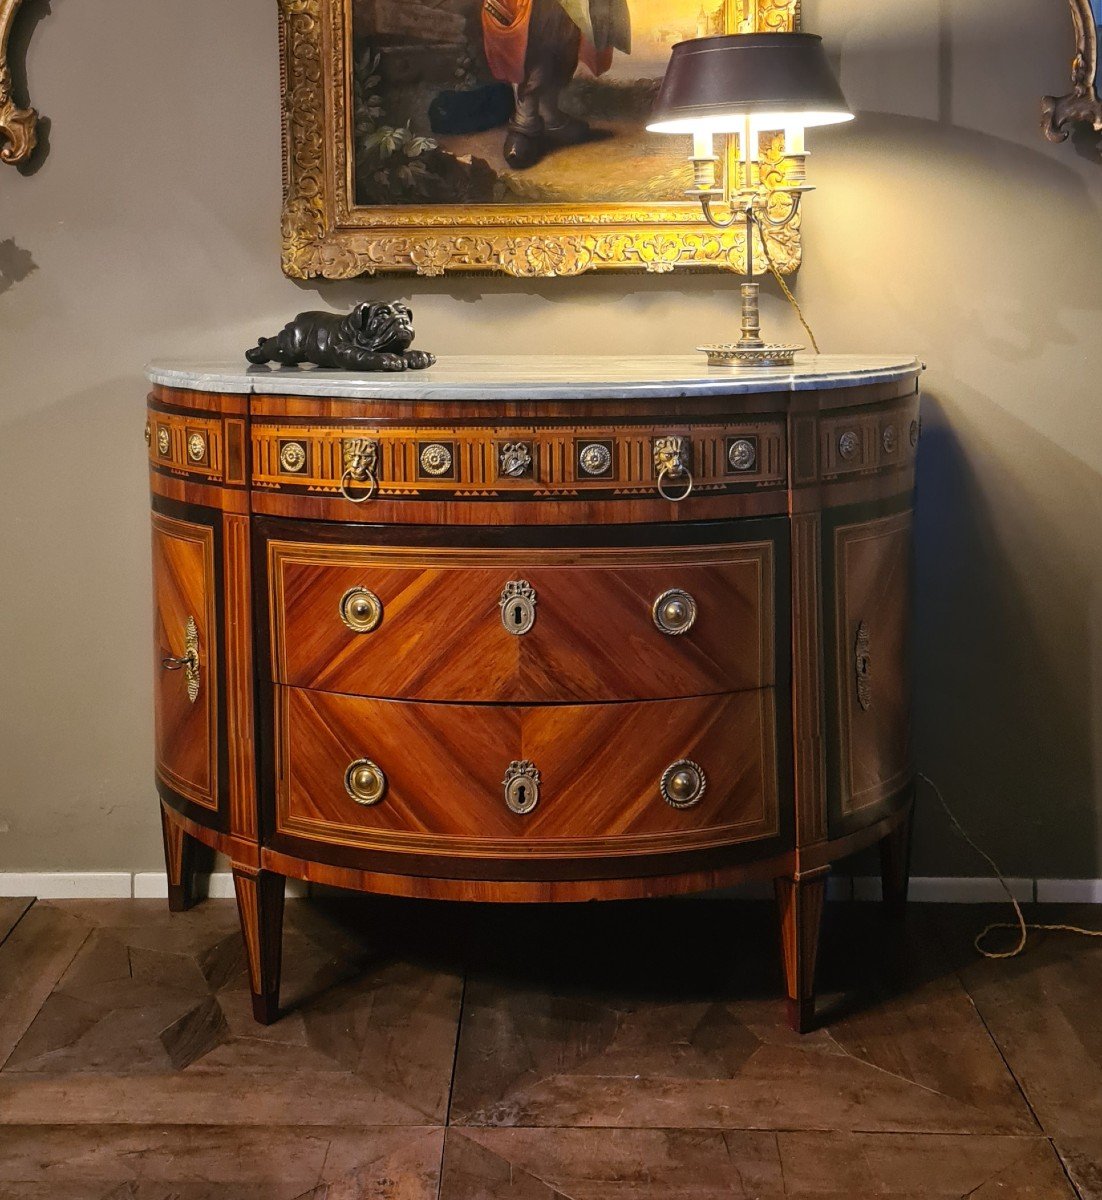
xmin=919 ymin=772 xmax=1102 ymax=958
xmin=751 ymin=210 xmax=822 ymax=355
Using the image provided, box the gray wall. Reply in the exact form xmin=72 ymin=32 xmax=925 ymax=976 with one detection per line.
xmin=2 ymin=0 xmax=1100 ymax=878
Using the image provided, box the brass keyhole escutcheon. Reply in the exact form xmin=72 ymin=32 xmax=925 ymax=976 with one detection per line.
xmin=345 ymin=758 xmax=387 ymax=806
xmin=161 ymin=615 xmax=201 ymax=704
xmin=854 ymin=620 xmax=872 ymax=711
xmin=660 ymin=759 xmax=706 ymax=809
xmin=503 ymin=760 xmax=541 ymax=815
xmin=652 ymin=588 xmax=697 ymax=636
xmin=339 ymin=586 xmax=383 ymax=634
xmin=499 ymin=580 xmax=537 ymax=636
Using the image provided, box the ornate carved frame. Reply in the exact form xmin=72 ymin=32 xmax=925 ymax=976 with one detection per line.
xmin=0 ymin=0 xmax=37 ymax=165
xmin=1043 ymin=0 xmax=1102 ymax=147
xmin=279 ymin=0 xmax=803 ymax=279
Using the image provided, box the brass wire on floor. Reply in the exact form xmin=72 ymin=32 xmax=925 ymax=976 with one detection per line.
xmin=919 ymin=773 xmax=1102 ymax=958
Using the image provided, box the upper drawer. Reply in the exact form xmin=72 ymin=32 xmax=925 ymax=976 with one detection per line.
xmin=267 ymin=539 xmax=776 ymax=703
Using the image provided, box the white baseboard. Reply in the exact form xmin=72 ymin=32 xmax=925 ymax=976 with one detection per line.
xmin=1035 ymin=878 xmax=1102 ymax=903
xmin=852 ymin=876 xmax=1036 ymax=903
xmin=0 ymin=873 xmax=133 ymax=899
xmin=0 ymin=873 xmax=1092 ymax=902
xmin=0 ymin=872 xmax=309 ymax=900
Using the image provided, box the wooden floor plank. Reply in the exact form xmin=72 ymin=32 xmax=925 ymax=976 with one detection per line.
xmin=0 ymin=903 xmax=90 ymax=1069
xmin=0 ymin=1125 xmax=444 ymax=1198
xmin=447 ymin=900 xmax=1033 ymax=1134
xmin=438 ymin=1127 xmax=1075 ymax=1199
xmin=0 ymin=898 xmax=463 ymax=1127
xmin=935 ymin=903 xmax=1102 ymax=1144
xmin=0 ymin=897 xmax=34 ymax=945
xmin=1054 ymin=1135 xmax=1102 ymax=1200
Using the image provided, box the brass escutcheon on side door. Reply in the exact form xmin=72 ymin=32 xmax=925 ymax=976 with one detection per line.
xmin=499 ymin=580 xmax=537 ymax=636
xmin=161 ymin=615 xmax=201 ymax=704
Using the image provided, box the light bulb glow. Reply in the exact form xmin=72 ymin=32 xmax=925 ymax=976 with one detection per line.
xmin=647 ymin=110 xmax=853 ymax=135
xmin=692 ymin=129 xmax=714 ymax=160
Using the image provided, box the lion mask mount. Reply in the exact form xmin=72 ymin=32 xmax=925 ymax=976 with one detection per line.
xmin=245 ymin=303 xmax=435 ymax=372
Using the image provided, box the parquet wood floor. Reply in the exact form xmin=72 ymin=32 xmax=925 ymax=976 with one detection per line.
xmin=0 ymin=895 xmax=1092 ymax=1198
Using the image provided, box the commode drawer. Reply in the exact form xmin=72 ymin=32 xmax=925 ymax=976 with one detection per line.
xmin=267 ymin=539 xmax=776 ymax=703
xmin=274 ymin=687 xmax=780 ymax=859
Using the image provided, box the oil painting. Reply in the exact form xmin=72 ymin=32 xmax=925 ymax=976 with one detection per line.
xmin=350 ymin=0 xmax=730 ymax=206
xmin=280 ymin=0 xmax=802 ymax=278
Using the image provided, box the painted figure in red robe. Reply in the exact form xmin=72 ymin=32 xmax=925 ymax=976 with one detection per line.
xmin=482 ymin=0 xmax=632 ymax=168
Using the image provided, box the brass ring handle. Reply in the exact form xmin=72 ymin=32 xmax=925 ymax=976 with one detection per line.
xmin=344 ymin=758 xmax=387 ymax=806
xmin=340 ymin=467 xmax=377 ymax=504
xmin=161 ymin=616 xmax=200 ymax=704
xmin=160 ymin=653 xmax=196 ymax=670
xmin=656 ymin=465 xmax=694 ymax=503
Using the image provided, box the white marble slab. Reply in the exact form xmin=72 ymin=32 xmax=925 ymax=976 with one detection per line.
xmin=146 ymin=354 xmax=921 ymax=400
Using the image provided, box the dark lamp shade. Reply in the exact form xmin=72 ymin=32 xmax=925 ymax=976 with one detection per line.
xmin=647 ymin=33 xmax=852 ymax=134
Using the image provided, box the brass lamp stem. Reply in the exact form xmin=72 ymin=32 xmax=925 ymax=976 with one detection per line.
xmin=739 ymin=202 xmax=764 ymax=350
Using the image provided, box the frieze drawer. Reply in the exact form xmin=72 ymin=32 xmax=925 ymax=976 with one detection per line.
xmin=267 ymin=538 xmax=777 ymax=703
xmin=274 ymin=686 xmax=781 ymax=860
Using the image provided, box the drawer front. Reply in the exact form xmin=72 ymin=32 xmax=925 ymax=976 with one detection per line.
xmin=274 ymin=687 xmax=781 ymax=859
xmin=268 ymin=540 xmax=775 ymax=702
xmin=152 ymin=512 xmax=219 ymax=815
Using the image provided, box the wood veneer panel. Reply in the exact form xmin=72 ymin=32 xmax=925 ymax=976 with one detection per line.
xmin=789 ymin=512 xmax=826 ymax=845
xmin=268 ymin=540 xmax=775 ymax=702
xmin=151 ymin=512 xmax=218 ymax=813
xmin=223 ymin=514 xmax=257 ymax=838
xmin=276 ymin=687 xmax=780 ymax=860
xmin=833 ymin=511 xmax=913 ymax=818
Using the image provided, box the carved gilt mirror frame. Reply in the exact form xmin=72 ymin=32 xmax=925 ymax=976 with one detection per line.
xmin=280 ymin=0 xmax=804 ymax=279
xmin=1043 ymin=0 xmax=1102 ymax=147
xmin=0 ymin=0 xmax=38 ymax=165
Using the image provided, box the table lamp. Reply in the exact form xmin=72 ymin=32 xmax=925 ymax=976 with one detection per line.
xmin=647 ymin=33 xmax=852 ymax=366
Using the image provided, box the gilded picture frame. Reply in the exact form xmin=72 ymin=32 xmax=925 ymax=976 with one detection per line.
xmin=0 ymin=0 xmax=38 ymax=166
xmin=280 ymin=0 xmax=803 ymax=279
xmin=1043 ymin=0 xmax=1102 ymax=148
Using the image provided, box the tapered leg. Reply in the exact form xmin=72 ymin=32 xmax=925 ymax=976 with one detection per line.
xmin=774 ymin=867 xmax=829 ymax=1033
xmin=160 ymin=804 xmax=197 ymax=913
xmin=880 ymin=802 xmax=915 ymax=918
xmin=232 ymin=866 xmax=286 ymax=1025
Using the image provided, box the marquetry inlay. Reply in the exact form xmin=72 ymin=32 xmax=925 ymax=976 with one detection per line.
xmin=146 ymin=409 xmax=226 ymax=484
xmin=818 ymin=399 xmax=920 ymax=481
xmin=250 ymin=421 xmax=790 ymax=497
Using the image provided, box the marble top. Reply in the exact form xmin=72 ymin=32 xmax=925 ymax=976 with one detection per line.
xmin=146 ymin=354 xmax=921 ymax=401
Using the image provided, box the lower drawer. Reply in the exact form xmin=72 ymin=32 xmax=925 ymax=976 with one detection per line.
xmin=273 ymin=686 xmax=781 ymax=860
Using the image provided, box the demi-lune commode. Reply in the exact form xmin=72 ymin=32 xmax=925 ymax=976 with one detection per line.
xmin=145 ymin=353 xmax=921 ymax=1032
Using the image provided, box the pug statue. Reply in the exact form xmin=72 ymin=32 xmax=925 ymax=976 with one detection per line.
xmin=245 ymin=302 xmax=435 ymax=372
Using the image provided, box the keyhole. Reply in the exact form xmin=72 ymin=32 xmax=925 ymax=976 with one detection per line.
xmin=513 ymin=603 xmax=523 ymax=626
xmin=515 ymin=784 xmax=526 ymax=805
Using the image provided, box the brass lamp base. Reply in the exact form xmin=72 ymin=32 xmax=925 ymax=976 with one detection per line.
xmin=698 ymin=343 xmax=803 ymax=368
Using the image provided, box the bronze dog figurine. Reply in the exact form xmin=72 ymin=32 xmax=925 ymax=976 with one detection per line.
xmin=245 ymin=302 xmax=435 ymax=372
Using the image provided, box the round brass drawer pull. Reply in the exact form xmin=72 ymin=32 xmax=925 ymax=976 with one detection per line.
xmin=660 ymin=759 xmax=706 ymax=809
xmin=339 ymin=586 xmax=383 ymax=633
xmin=652 ymin=588 xmax=697 ymax=636
xmin=345 ymin=758 xmax=387 ymax=806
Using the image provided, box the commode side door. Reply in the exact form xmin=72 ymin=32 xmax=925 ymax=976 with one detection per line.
xmin=151 ymin=499 xmax=228 ymax=833
xmin=822 ymin=499 xmax=914 ymax=838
